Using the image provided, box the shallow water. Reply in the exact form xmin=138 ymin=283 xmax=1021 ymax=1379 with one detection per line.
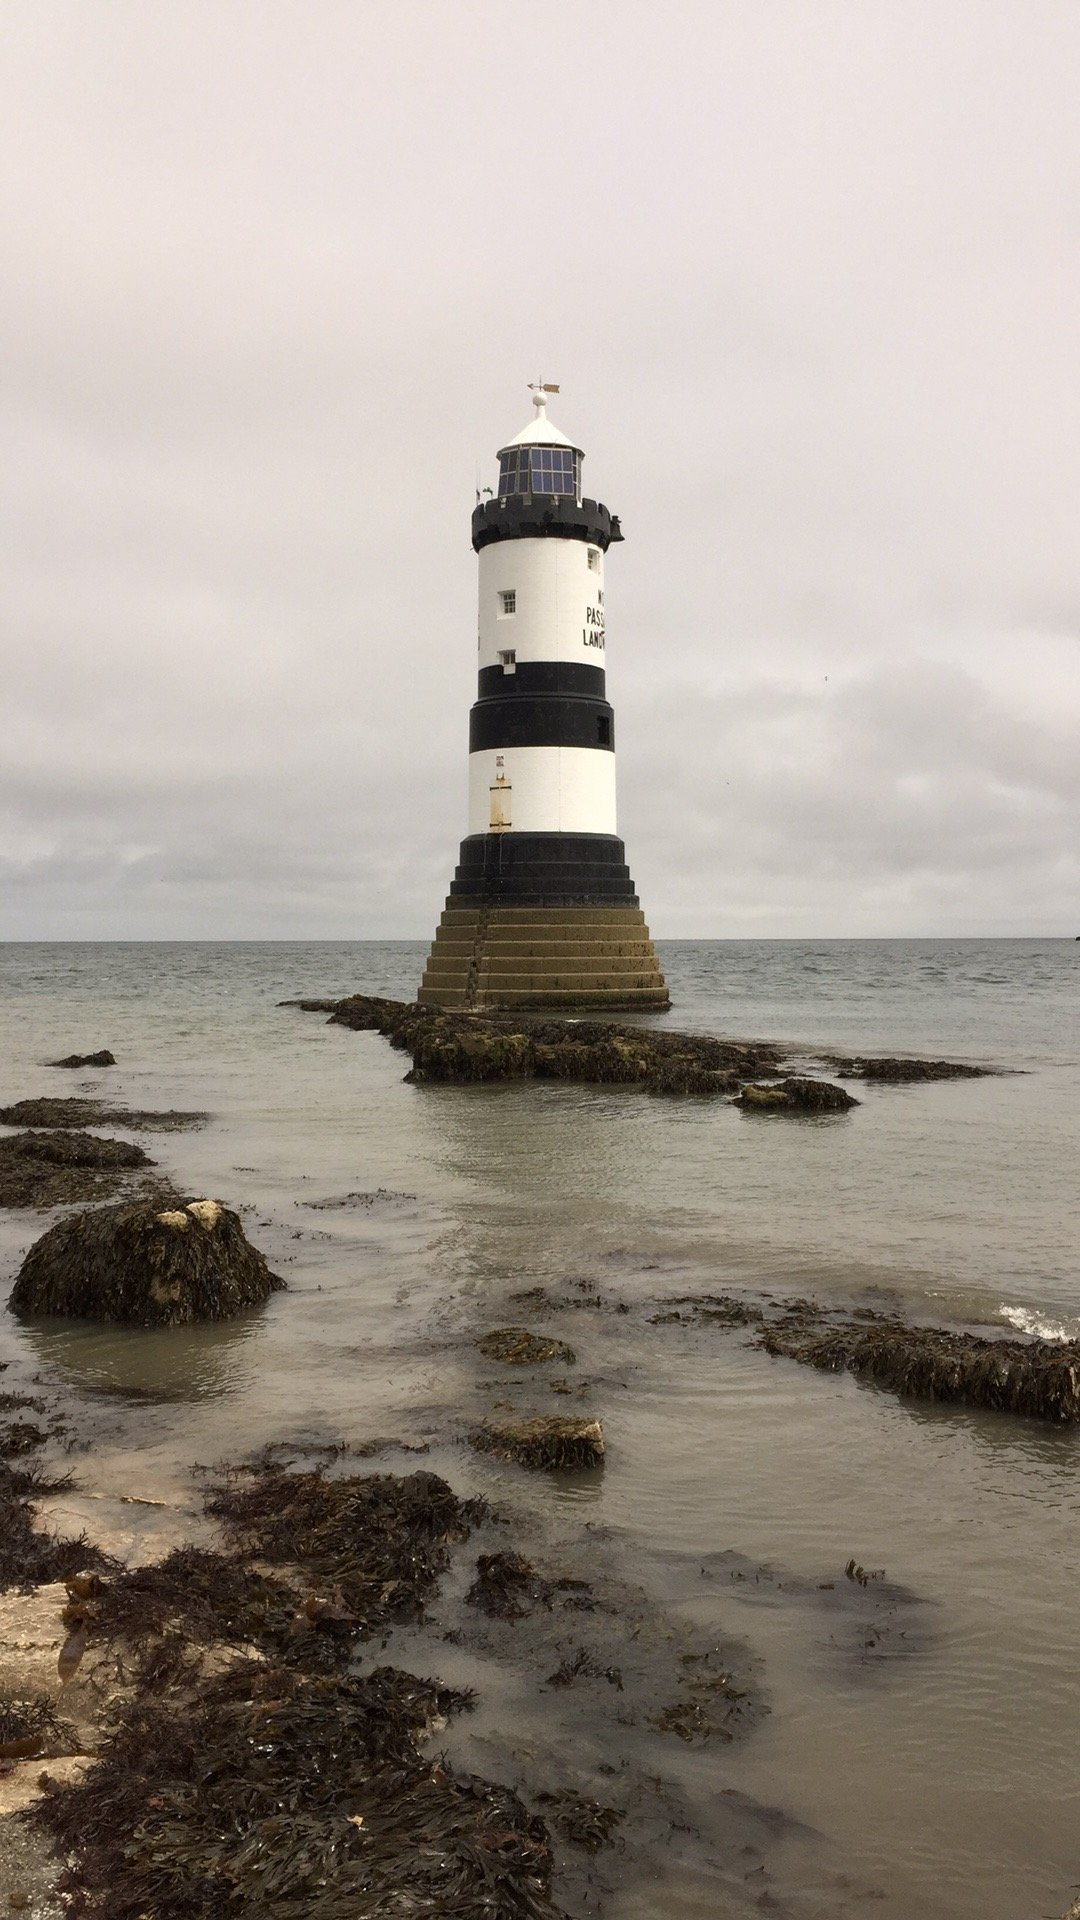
xmin=1 ymin=938 xmax=1078 ymax=1917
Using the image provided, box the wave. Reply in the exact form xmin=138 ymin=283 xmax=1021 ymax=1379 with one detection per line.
xmin=998 ymin=1303 xmax=1080 ymax=1343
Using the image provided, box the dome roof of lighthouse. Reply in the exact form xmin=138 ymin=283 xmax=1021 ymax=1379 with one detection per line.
xmin=499 ymin=389 xmax=582 ymax=454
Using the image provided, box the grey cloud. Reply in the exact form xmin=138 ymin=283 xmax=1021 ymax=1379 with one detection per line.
xmin=2 ymin=1 xmax=1078 ymax=939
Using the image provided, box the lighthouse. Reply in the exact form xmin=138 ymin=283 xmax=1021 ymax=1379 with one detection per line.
xmin=419 ymin=387 xmax=669 ymax=1011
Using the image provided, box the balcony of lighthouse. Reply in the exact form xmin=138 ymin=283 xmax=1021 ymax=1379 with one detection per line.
xmin=471 ymin=494 xmax=623 ymax=553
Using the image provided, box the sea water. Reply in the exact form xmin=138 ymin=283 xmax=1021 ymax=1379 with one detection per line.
xmin=0 ymin=938 xmax=1077 ymax=1917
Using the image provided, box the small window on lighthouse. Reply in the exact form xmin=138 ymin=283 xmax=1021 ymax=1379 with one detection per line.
xmin=498 ymin=649 xmax=517 ymax=674
xmin=499 ymin=590 xmax=516 ymax=615
xmin=587 ymin=548 xmax=600 ymax=571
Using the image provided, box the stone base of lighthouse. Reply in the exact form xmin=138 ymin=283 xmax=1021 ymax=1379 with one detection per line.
xmin=419 ymin=832 xmax=669 ymax=1011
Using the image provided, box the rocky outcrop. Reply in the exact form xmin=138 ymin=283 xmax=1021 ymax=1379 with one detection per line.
xmin=47 ymin=1051 xmax=116 ymax=1069
xmin=284 ymin=993 xmax=781 ymax=1096
xmin=737 ymin=1077 xmax=858 ymax=1114
xmin=760 ymin=1316 xmax=1080 ymax=1422
xmin=0 ymin=1098 xmax=205 ymax=1131
xmin=0 ymin=1130 xmax=153 ymax=1210
xmin=825 ymin=1055 xmax=990 ymax=1082
xmin=471 ymin=1415 xmax=605 ymax=1470
xmin=285 ymin=992 xmax=1002 ymax=1104
xmin=9 ymin=1199 xmax=284 ymax=1326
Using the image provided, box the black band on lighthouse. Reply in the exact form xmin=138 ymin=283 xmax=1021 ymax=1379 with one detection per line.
xmin=448 ymin=831 xmax=639 ymax=905
xmin=476 ymin=661 xmax=606 ymax=701
xmin=472 ymin=495 xmax=623 ymax=554
xmin=469 ymin=694 xmax=614 ymax=753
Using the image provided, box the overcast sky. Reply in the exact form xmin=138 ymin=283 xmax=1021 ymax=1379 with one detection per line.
xmin=2 ymin=1 xmax=1077 ymax=939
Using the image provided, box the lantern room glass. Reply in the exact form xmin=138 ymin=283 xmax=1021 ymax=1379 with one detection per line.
xmin=497 ymin=446 xmax=580 ymax=500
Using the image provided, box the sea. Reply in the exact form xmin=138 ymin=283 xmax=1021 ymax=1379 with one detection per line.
xmin=1 ymin=937 xmax=1077 ymax=1918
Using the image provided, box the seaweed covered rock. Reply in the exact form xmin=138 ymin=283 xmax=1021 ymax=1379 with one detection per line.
xmin=828 ymin=1055 xmax=990 ymax=1082
xmin=409 ymin=1025 xmax=534 ymax=1084
xmin=290 ymin=992 xmax=784 ymax=1096
xmin=47 ymin=1051 xmax=116 ymax=1069
xmin=761 ymin=1318 xmax=1080 ymax=1422
xmin=289 ymin=992 xmax=1005 ymax=1107
xmin=0 ymin=1130 xmax=153 ymax=1210
xmin=476 ymin=1327 xmax=576 ymax=1365
xmin=0 ymin=1097 xmax=206 ymax=1132
xmin=9 ymin=1198 xmax=284 ymax=1326
xmin=738 ymin=1077 xmax=858 ymax=1114
xmin=472 ymin=1415 xmax=604 ymax=1470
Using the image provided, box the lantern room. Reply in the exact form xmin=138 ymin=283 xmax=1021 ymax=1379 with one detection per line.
xmin=496 ymin=387 xmax=582 ymax=501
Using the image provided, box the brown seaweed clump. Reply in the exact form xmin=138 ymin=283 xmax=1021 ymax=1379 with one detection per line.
xmin=536 ymin=1789 xmax=625 ymax=1853
xmin=0 ymin=1393 xmax=114 ymax=1592
xmin=761 ymin=1318 xmax=1080 ymax=1422
xmin=0 ymin=1097 xmax=206 ymax=1132
xmin=288 ymin=991 xmax=1004 ymax=1100
xmin=466 ymin=1551 xmax=548 ymax=1621
xmin=31 ymin=1657 xmax=565 ymax=1920
xmin=9 ymin=1198 xmax=284 ymax=1326
xmin=47 ymin=1051 xmax=116 ymax=1069
xmin=471 ymin=1415 xmax=605 ymax=1471
xmin=476 ymin=1327 xmax=577 ymax=1366
xmin=649 ymin=1294 xmax=764 ymax=1327
xmin=0 ymin=1690 xmax=77 ymax=1761
xmin=737 ymin=1077 xmax=858 ymax=1114
xmin=827 ymin=1055 xmax=991 ymax=1082
xmin=205 ymin=1465 xmax=478 ymax=1637
xmin=290 ymin=991 xmax=782 ymax=1096
xmin=0 ymin=1129 xmax=153 ymax=1210
xmin=27 ymin=1454 xmax=570 ymax=1920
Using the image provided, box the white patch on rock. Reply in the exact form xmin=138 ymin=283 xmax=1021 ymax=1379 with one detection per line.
xmin=186 ymin=1199 xmax=222 ymax=1229
xmin=155 ymin=1210 xmax=190 ymax=1230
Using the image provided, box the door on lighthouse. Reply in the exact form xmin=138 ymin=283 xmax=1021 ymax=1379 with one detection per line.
xmin=489 ymin=756 xmax=512 ymax=832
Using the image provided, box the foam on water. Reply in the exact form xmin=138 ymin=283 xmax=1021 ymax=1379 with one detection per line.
xmin=998 ymin=1302 xmax=1080 ymax=1342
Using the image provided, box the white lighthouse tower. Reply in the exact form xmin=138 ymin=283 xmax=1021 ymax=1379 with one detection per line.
xmin=419 ymin=387 xmax=668 ymax=1011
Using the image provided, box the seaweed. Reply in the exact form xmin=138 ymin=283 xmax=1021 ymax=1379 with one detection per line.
xmin=653 ymin=1651 xmax=752 ymax=1744
xmin=535 ymin=1789 xmax=624 ymax=1853
xmin=826 ymin=1055 xmax=991 ymax=1082
xmin=47 ymin=1052 xmax=116 ymax=1070
xmin=545 ymin=1646 xmax=623 ymax=1691
xmin=31 ymin=1657 xmax=566 ymax=1920
xmin=28 ymin=1452 xmax=570 ymax=1919
xmin=0 ymin=1482 xmax=113 ymax=1592
xmin=0 ymin=1129 xmax=153 ymax=1209
xmin=476 ymin=1328 xmax=577 ymax=1366
xmin=737 ymin=1077 xmax=858 ymax=1114
xmin=206 ymin=1465 xmax=479 ymax=1637
xmin=466 ymin=1552 xmax=552 ymax=1621
xmin=648 ymin=1294 xmax=763 ymax=1327
xmin=290 ymin=992 xmax=1005 ymax=1099
xmin=0 ymin=1098 xmax=206 ymax=1132
xmin=0 ymin=1691 xmax=78 ymax=1761
xmin=293 ymin=993 xmax=784 ymax=1097
xmin=0 ymin=1405 xmax=110 ymax=1591
xmin=471 ymin=1417 xmax=604 ymax=1471
xmin=10 ymin=1198 xmax=284 ymax=1326
xmin=760 ymin=1317 xmax=1080 ymax=1422
xmin=1 ymin=1420 xmax=51 ymax=1457
xmin=81 ymin=1545 xmax=296 ymax=1665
